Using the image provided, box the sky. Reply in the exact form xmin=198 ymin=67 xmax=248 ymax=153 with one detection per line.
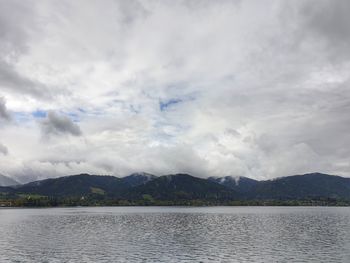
xmin=0 ymin=0 xmax=350 ymax=183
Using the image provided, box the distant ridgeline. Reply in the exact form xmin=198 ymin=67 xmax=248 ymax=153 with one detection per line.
xmin=1 ymin=172 xmax=350 ymax=207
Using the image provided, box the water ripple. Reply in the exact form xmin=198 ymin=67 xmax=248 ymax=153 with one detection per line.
xmin=0 ymin=207 xmax=349 ymax=262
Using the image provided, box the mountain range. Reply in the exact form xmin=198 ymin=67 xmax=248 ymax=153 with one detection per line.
xmin=1 ymin=172 xmax=349 ymax=206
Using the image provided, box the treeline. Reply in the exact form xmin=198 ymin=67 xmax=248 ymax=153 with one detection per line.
xmin=1 ymin=195 xmax=350 ymax=207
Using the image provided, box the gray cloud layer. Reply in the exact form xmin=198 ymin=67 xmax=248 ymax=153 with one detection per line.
xmin=40 ymin=111 xmax=82 ymax=137
xmin=0 ymin=0 xmax=349 ymax=182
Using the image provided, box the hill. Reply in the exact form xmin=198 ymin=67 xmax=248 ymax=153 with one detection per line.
xmin=249 ymin=173 xmax=350 ymax=200
xmin=16 ymin=174 xmax=129 ymax=198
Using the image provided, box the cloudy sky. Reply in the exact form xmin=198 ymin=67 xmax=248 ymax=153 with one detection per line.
xmin=0 ymin=0 xmax=350 ymax=182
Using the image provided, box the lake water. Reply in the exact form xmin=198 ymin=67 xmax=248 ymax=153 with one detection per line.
xmin=0 ymin=206 xmax=349 ymax=262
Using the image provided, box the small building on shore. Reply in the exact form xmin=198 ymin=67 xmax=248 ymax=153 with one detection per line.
xmin=0 ymin=201 xmax=12 ymax=207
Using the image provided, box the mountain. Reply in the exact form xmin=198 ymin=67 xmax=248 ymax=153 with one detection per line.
xmin=121 ymin=172 xmax=157 ymax=187
xmin=208 ymin=176 xmax=258 ymax=193
xmin=125 ymin=173 xmax=237 ymax=201
xmin=0 ymin=174 xmax=19 ymax=187
xmin=249 ymin=173 xmax=350 ymax=200
xmin=16 ymin=174 xmax=129 ymax=197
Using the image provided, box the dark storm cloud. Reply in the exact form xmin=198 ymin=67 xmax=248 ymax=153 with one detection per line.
xmin=302 ymin=0 xmax=350 ymax=41
xmin=0 ymin=143 xmax=8 ymax=155
xmin=0 ymin=0 xmax=52 ymax=99
xmin=0 ymin=60 xmax=51 ymax=99
xmin=40 ymin=111 xmax=82 ymax=137
xmin=297 ymin=0 xmax=350 ymax=60
xmin=0 ymin=97 xmax=11 ymax=121
xmin=0 ymin=0 xmax=32 ymax=54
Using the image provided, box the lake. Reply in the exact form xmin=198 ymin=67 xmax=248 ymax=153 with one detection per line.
xmin=0 ymin=206 xmax=349 ymax=262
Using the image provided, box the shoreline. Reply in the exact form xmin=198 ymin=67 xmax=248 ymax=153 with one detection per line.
xmin=1 ymin=204 xmax=350 ymax=209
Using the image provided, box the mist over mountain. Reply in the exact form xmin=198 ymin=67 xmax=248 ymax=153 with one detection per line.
xmin=121 ymin=173 xmax=158 ymax=187
xmin=0 ymin=174 xmax=19 ymax=187
xmin=125 ymin=174 xmax=237 ymax=201
xmin=208 ymin=176 xmax=259 ymax=194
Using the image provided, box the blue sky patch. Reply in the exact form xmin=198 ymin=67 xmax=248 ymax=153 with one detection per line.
xmin=32 ymin=110 xmax=47 ymax=118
